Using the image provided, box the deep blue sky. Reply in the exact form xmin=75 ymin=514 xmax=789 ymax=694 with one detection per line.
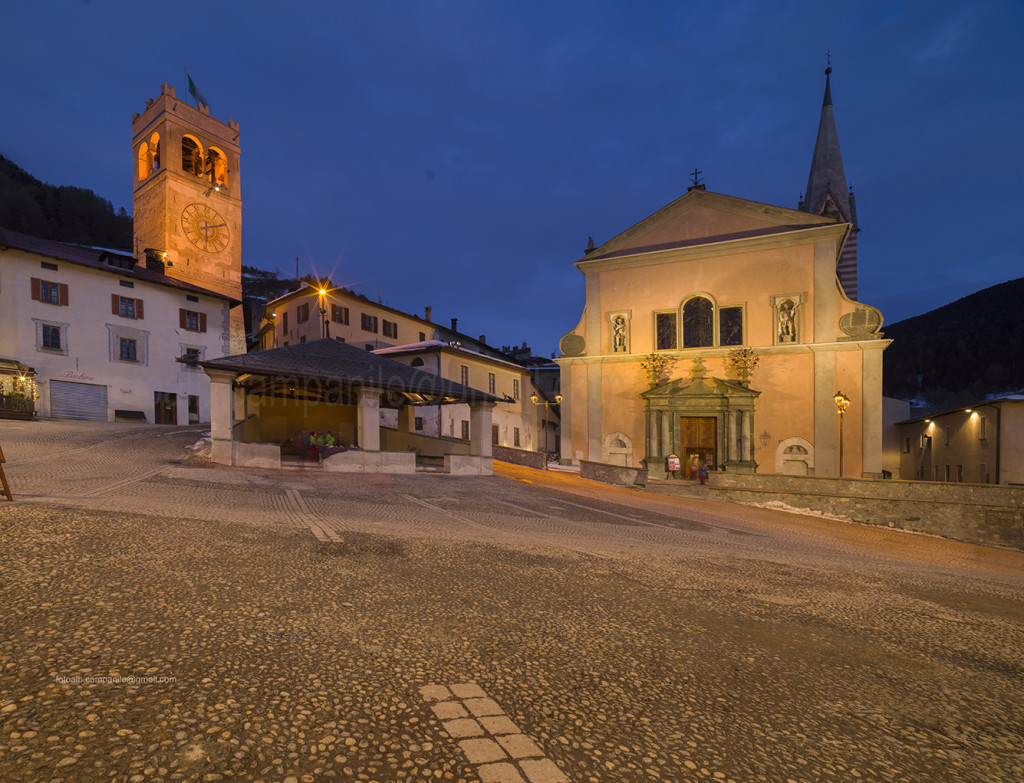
xmin=3 ymin=1 xmax=1021 ymax=356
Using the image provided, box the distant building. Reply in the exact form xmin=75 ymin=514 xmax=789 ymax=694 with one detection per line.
xmin=0 ymin=227 xmax=234 ymax=423
xmin=556 ymin=70 xmax=887 ymax=477
xmin=896 ymin=397 xmax=1024 ymax=485
xmin=255 ymin=281 xmax=558 ymax=454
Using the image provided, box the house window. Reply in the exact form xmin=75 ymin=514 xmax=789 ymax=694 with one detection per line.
xmin=514 ymin=427 xmax=521 ymax=447
xmin=415 ymin=416 xmax=424 ymax=431
xmin=114 ymin=295 xmax=143 ymax=319
xmin=460 ymin=365 xmax=469 ymax=386
xmin=461 ymin=420 xmax=470 ymax=441
xmin=682 ymin=297 xmax=714 ymax=348
xmin=361 ymin=314 xmax=378 ymax=333
xmin=918 ymin=466 xmax=924 ymax=480
xmin=979 ymin=416 xmax=988 ymax=440
xmin=181 ymin=347 xmax=202 ymax=370
xmin=512 ymin=379 xmax=520 ymax=400
xmin=902 ymin=437 xmax=911 ymax=454
xmin=488 ymin=373 xmax=496 ymax=394
xmin=32 ymin=278 xmax=68 ymax=306
xmin=419 ymin=332 xmax=426 ymax=342
xmin=492 ymin=425 xmax=499 ymax=444
xmin=956 ymin=464 xmax=963 ymax=482
xmin=365 ymin=344 xmax=373 ymax=351
xmin=297 ymin=303 xmax=309 ymax=323
xmin=180 ymin=309 xmax=206 ymax=332
xmin=719 ymin=306 xmax=743 ymax=346
xmin=655 ymin=312 xmax=677 ymax=350
xmin=944 ymin=427 xmax=951 ymax=446
xmin=120 ymin=338 xmax=138 ymax=362
xmin=944 ymin=464 xmax=951 ymax=481
xmin=282 ymin=311 xmax=288 ymax=331
xmin=332 ymin=305 xmax=349 ymax=325
xmin=42 ymin=325 xmax=61 ymax=350
xmin=299 ymin=336 xmax=306 ymax=343
xmin=382 ymin=320 xmax=398 ymax=339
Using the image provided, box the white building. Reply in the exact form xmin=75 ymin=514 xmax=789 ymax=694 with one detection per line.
xmin=0 ymin=227 xmax=234 ymax=423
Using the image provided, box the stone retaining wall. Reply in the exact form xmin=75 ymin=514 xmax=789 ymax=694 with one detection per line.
xmin=580 ymin=460 xmax=648 ymax=488
xmin=708 ymin=473 xmax=1024 ymax=550
xmin=492 ymin=444 xmax=548 ymax=470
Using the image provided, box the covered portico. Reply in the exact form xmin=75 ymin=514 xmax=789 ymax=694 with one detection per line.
xmin=199 ymin=339 xmax=498 ymax=475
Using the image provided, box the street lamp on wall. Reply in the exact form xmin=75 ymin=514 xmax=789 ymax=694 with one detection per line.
xmin=834 ymin=391 xmax=851 ymax=478
xmin=530 ymin=392 xmax=562 ymax=457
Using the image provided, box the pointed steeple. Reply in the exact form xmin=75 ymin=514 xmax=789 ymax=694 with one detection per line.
xmin=800 ymin=63 xmax=859 ymax=299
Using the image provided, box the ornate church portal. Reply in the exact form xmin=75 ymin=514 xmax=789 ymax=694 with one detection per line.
xmin=641 ymin=359 xmax=760 ymax=478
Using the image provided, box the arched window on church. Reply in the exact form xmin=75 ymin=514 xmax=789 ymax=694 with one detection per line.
xmin=149 ymin=132 xmax=160 ymax=172
xmin=138 ymin=142 xmax=149 ymax=181
xmin=682 ymin=296 xmax=713 ymax=348
xmin=182 ymin=135 xmax=203 ymax=176
xmin=139 ymin=133 xmax=161 ymax=181
xmin=207 ymin=147 xmax=228 ymax=188
xmin=410 ymin=358 xmax=425 ymax=367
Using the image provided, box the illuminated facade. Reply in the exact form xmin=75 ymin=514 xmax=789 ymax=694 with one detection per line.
xmin=132 ymin=83 xmax=245 ymax=353
xmin=556 ymin=188 xmax=888 ymax=478
xmin=897 ymin=398 xmax=1024 ymax=485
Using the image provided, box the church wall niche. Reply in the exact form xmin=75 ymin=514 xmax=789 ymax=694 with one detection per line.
xmin=776 ymin=436 xmax=814 ymax=475
xmin=608 ymin=310 xmax=631 ymax=354
xmin=772 ymin=293 xmax=803 ymax=345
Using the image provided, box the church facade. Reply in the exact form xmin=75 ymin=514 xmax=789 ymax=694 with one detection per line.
xmin=556 ymin=71 xmax=888 ymax=478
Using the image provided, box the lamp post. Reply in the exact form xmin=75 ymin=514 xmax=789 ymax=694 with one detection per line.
xmin=530 ymin=392 xmax=562 ymax=457
xmin=318 ymin=288 xmax=329 ymax=339
xmin=834 ymin=391 xmax=850 ymax=478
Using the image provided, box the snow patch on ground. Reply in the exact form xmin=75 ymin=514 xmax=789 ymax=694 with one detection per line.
xmin=745 ymin=500 xmax=852 ymax=523
xmin=187 ymin=435 xmax=212 ymax=459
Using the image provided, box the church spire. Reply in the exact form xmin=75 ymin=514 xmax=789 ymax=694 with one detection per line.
xmin=800 ymin=61 xmax=859 ymax=299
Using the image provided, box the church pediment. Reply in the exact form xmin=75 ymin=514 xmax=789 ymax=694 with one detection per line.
xmin=641 ymin=375 xmax=760 ymax=400
xmin=583 ymin=189 xmax=834 ymax=262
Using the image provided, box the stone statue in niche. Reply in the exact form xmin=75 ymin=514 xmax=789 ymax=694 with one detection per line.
xmin=612 ymin=315 xmax=628 ymax=352
xmin=778 ymin=299 xmax=796 ymax=343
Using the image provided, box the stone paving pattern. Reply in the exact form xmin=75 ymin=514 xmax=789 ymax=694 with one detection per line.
xmin=0 ymin=421 xmax=1023 ymax=782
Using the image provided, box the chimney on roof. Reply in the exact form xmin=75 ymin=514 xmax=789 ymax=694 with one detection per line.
xmin=143 ymin=248 xmax=166 ymax=273
xmin=450 ymin=318 xmax=458 ymax=332
xmin=424 ymin=306 xmax=432 ymax=322
xmin=479 ymin=334 xmax=486 ymax=344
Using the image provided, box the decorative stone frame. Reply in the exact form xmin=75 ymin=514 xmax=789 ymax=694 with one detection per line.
xmin=608 ymin=310 xmax=631 ymax=354
xmin=178 ymin=343 xmax=206 ymax=372
xmin=775 ymin=436 xmax=814 ymax=475
xmin=602 ymin=431 xmax=633 ymax=466
xmin=772 ymin=293 xmax=803 ymax=345
xmin=106 ymin=323 xmax=150 ymax=366
xmin=32 ymin=317 xmax=70 ymax=357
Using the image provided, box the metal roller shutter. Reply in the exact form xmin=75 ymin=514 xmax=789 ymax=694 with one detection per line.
xmin=49 ymin=380 xmax=108 ymax=421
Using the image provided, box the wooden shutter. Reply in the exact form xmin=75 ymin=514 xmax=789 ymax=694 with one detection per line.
xmin=135 ymin=299 xmax=143 ymax=320
xmin=179 ymin=309 xmax=187 ymax=329
xmin=59 ymin=283 xmax=69 ymax=306
xmin=31 ymin=278 xmax=41 ymax=301
xmin=112 ymin=294 xmax=119 ymax=315
xmin=199 ymin=312 xmax=207 ymax=333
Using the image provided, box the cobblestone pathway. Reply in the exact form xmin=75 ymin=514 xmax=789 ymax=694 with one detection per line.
xmin=1 ymin=421 xmax=1023 ymax=782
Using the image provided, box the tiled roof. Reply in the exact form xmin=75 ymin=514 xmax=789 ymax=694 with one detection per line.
xmin=200 ymin=338 xmax=499 ymax=404
xmin=0 ymin=227 xmax=240 ymax=304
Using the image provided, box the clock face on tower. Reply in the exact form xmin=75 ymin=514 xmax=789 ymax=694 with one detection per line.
xmin=180 ymin=203 xmax=229 ymax=253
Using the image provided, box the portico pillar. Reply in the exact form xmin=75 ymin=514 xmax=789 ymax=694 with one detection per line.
xmin=729 ymin=411 xmax=738 ymax=461
xmin=470 ymin=401 xmax=496 ymax=457
xmin=741 ymin=412 xmax=752 ymax=462
xmin=357 ymin=387 xmax=381 ymax=452
xmin=205 ymin=368 xmax=237 ymax=465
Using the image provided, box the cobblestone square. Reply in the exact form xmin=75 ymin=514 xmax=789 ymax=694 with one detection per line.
xmin=1 ymin=421 xmax=1023 ymax=781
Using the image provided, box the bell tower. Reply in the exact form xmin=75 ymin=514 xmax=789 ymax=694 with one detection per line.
xmin=132 ymin=82 xmax=244 ymax=352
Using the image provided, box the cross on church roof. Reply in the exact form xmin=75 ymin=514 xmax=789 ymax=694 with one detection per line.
xmin=689 ymin=168 xmax=703 ymax=187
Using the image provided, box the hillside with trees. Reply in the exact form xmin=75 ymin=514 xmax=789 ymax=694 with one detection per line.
xmin=0 ymin=154 xmax=133 ymax=251
xmin=882 ymin=277 xmax=1024 ymax=407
